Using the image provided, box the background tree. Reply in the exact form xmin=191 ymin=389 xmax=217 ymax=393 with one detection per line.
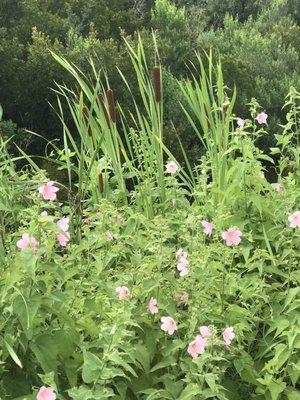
xmin=0 ymin=0 xmax=298 ymax=159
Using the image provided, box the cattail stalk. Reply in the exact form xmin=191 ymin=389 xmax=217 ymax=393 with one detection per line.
xmin=152 ymin=66 xmax=161 ymax=103
xmin=82 ymin=105 xmax=92 ymax=136
xmin=204 ymin=104 xmax=211 ymax=129
xmin=106 ymin=89 xmax=117 ymax=123
xmin=98 ymin=93 xmax=111 ymax=127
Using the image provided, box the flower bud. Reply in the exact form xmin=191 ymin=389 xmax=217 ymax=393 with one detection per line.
xmin=222 ymin=100 xmax=230 ymax=113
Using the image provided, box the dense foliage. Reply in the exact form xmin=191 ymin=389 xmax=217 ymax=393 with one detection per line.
xmin=0 ymin=31 xmax=299 ymax=399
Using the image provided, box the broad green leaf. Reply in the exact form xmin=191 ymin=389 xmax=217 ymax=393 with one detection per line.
xmin=3 ymin=340 xmax=23 ymax=368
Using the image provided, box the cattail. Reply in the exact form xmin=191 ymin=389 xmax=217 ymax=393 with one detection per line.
xmin=106 ymin=89 xmax=117 ymax=123
xmin=83 ymin=105 xmax=89 ymax=120
xmin=82 ymin=105 xmax=92 ymax=137
xmin=222 ymin=100 xmax=230 ymax=113
xmin=204 ymin=104 xmax=211 ymax=129
xmin=98 ymin=93 xmax=111 ymax=127
xmin=152 ymin=66 xmax=161 ymax=102
xmin=98 ymin=171 xmax=104 ymax=195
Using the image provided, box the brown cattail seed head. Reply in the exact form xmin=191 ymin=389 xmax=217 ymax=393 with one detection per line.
xmin=152 ymin=66 xmax=161 ymax=102
xmin=98 ymin=171 xmax=104 ymax=195
xmin=98 ymin=93 xmax=111 ymax=127
xmin=106 ymin=89 xmax=117 ymax=123
xmin=83 ymin=105 xmax=89 ymax=119
xmin=222 ymin=100 xmax=230 ymax=113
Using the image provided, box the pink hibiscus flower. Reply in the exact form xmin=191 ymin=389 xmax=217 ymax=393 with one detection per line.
xmin=57 ymin=217 xmax=69 ymax=232
xmin=237 ymin=118 xmax=245 ymax=128
xmin=39 ymin=181 xmax=59 ymax=201
xmin=56 ymin=232 xmax=70 ymax=246
xmin=37 ymin=386 xmax=56 ymax=400
xmin=199 ymin=325 xmax=211 ymax=338
xmin=288 ymin=211 xmax=300 ymax=228
xmin=148 ymin=297 xmax=158 ymax=314
xmin=177 ymin=256 xmax=189 ymax=277
xmin=56 ymin=217 xmax=70 ymax=246
xmin=187 ymin=335 xmax=207 ymax=358
xmin=223 ymin=327 xmax=235 ymax=345
xmin=222 ymin=227 xmax=242 ymax=246
xmin=160 ymin=316 xmax=177 ymax=335
xmin=165 ymin=161 xmax=179 ymax=174
xmin=116 ymin=286 xmax=130 ymax=300
xmin=256 ymin=112 xmax=268 ymax=125
xmin=201 ymin=220 xmax=213 ymax=235
xmin=16 ymin=233 xmax=38 ymax=252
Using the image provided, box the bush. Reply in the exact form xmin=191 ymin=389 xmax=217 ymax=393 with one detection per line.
xmin=197 ymin=8 xmax=300 ymax=126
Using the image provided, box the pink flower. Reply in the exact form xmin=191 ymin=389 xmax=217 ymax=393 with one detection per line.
xmin=106 ymin=231 xmax=114 ymax=241
xmin=16 ymin=233 xmax=38 ymax=252
xmin=165 ymin=161 xmax=179 ymax=174
xmin=199 ymin=325 xmax=211 ymax=337
xmin=256 ymin=112 xmax=268 ymax=125
xmin=223 ymin=327 xmax=235 ymax=345
xmin=187 ymin=335 xmax=207 ymax=358
xmin=37 ymin=386 xmax=56 ymax=400
xmin=222 ymin=227 xmax=242 ymax=246
xmin=177 ymin=257 xmax=189 ymax=269
xmin=177 ymin=257 xmax=189 ymax=276
xmin=288 ymin=211 xmax=300 ymax=228
xmin=160 ymin=316 xmax=177 ymax=335
xmin=56 ymin=217 xmax=70 ymax=246
xmin=56 ymin=232 xmax=70 ymax=246
xmin=177 ymin=266 xmax=189 ymax=276
xmin=201 ymin=220 xmax=213 ymax=235
xmin=176 ymin=248 xmax=187 ymax=260
xmin=116 ymin=286 xmax=130 ymax=300
xmin=39 ymin=181 xmax=59 ymax=201
xmin=272 ymin=183 xmax=285 ymax=193
xmin=57 ymin=217 xmax=69 ymax=232
xmin=237 ymin=118 xmax=245 ymax=128
xmin=148 ymin=297 xmax=158 ymax=314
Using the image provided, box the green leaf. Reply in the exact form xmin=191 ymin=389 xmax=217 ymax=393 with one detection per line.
xmin=53 ymin=329 xmax=80 ymax=359
xmin=30 ymin=334 xmax=58 ymax=373
xmin=150 ymin=356 xmax=176 ymax=372
xmin=82 ymin=351 xmax=103 ymax=384
xmin=178 ymin=384 xmax=202 ymax=399
xmin=107 ymin=351 xmax=138 ymax=377
xmin=68 ymin=386 xmax=94 ymax=400
xmin=3 ymin=339 xmax=23 ymax=368
xmin=285 ymin=387 xmax=300 ymax=400
xmin=13 ymin=293 xmax=40 ymax=339
xmin=268 ymin=379 xmax=286 ymax=400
